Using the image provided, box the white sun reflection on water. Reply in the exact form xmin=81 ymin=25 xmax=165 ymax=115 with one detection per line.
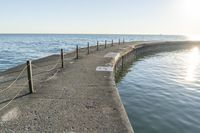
xmin=185 ymin=47 xmax=200 ymax=82
xmin=187 ymin=35 xmax=200 ymax=41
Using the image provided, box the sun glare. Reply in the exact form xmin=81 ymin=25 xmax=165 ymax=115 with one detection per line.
xmin=185 ymin=47 xmax=200 ymax=81
xmin=174 ymin=0 xmax=200 ymax=38
xmin=180 ymin=0 xmax=200 ymax=18
xmin=187 ymin=35 xmax=200 ymax=41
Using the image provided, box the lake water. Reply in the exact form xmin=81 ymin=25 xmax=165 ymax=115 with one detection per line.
xmin=0 ymin=34 xmax=187 ymax=71
xmin=118 ymin=47 xmax=200 ymax=133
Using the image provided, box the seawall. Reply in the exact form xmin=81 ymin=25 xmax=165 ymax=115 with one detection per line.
xmin=0 ymin=41 xmax=200 ymax=132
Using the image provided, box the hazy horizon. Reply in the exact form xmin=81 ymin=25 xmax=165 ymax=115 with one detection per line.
xmin=0 ymin=33 xmax=186 ymax=36
xmin=1 ymin=0 xmax=200 ymax=38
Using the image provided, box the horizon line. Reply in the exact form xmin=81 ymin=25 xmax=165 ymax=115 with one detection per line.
xmin=0 ymin=33 xmax=186 ymax=36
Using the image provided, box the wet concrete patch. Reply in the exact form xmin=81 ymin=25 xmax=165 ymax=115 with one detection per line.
xmin=0 ymin=76 xmax=4 ymax=80
xmin=104 ymin=52 xmax=120 ymax=61
xmin=1 ymin=107 xmax=20 ymax=122
xmin=104 ymin=52 xmax=120 ymax=58
xmin=96 ymin=66 xmax=113 ymax=72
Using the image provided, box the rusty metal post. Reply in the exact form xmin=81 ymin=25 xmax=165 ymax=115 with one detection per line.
xmin=97 ymin=41 xmax=99 ymax=51
xmin=27 ymin=60 xmax=34 ymax=93
xmin=121 ymin=56 xmax=124 ymax=70
xmin=111 ymin=40 xmax=113 ymax=46
xmin=61 ymin=49 xmax=64 ymax=68
xmin=87 ymin=42 xmax=90 ymax=54
xmin=76 ymin=45 xmax=79 ymax=59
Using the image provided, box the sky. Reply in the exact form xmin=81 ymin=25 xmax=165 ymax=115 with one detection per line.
xmin=0 ymin=0 xmax=200 ymax=35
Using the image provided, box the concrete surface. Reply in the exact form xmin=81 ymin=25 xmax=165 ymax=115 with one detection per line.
xmin=0 ymin=42 xmax=136 ymax=133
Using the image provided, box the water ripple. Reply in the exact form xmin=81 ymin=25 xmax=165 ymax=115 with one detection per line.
xmin=118 ymin=47 xmax=200 ymax=133
xmin=0 ymin=34 xmax=186 ymax=72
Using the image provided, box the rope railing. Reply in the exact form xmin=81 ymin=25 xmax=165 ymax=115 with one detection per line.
xmin=45 ymin=69 xmax=60 ymax=82
xmin=46 ymin=58 xmax=61 ymax=72
xmin=0 ymin=38 xmax=126 ymax=111
xmin=0 ymin=65 xmax=27 ymax=94
xmin=32 ymin=56 xmax=61 ymax=72
xmin=0 ymin=81 xmax=28 ymax=111
xmin=32 ymin=58 xmax=60 ymax=72
xmin=31 ymin=58 xmax=61 ymax=83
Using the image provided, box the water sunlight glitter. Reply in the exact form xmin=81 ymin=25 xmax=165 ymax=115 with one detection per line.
xmin=185 ymin=47 xmax=200 ymax=81
xmin=187 ymin=35 xmax=200 ymax=41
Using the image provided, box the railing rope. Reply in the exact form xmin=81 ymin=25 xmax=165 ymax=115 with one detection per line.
xmin=32 ymin=56 xmax=60 ymax=72
xmin=0 ymin=81 xmax=28 ymax=111
xmin=0 ymin=65 xmax=27 ymax=94
xmin=1 ymin=38 xmax=135 ymax=111
xmin=0 ymin=38 xmax=132 ymax=105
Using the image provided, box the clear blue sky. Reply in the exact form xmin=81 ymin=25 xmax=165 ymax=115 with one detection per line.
xmin=0 ymin=0 xmax=200 ymax=35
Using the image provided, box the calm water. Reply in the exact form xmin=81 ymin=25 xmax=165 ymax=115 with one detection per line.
xmin=0 ymin=34 xmax=186 ymax=71
xmin=118 ymin=47 xmax=200 ymax=133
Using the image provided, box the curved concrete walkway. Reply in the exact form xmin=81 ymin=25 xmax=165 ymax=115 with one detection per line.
xmin=0 ymin=42 xmax=136 ymax=132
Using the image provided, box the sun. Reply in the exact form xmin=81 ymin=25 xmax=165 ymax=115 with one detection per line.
xmin=176 ymin=0 xmax=200 ymax=39
xmin=180 ymin=0 xmax=200 ymax=19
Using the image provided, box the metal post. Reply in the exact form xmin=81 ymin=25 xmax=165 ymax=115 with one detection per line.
xmin=123 ymin=38 xmax=125 ymax=44
xmin=119 ymin=39 xmax=120 ymax=45
xmin=111 ymin=40 xmax=113 ymax=46
xmin=87 ymin=42 xmax=90 ymax=54
xmin=61 ymin=49 xmax=64 ymax=68
xmin=27 ymin=60 xmax=34 ymax=93
xmin=121 ymin=56 xmax=124 ymax=70
xmin=105 ymin=40 xmax=107 ymax=48
xmin=76 ymin=45 xmax=79 ymax=59
xmin=114 ymin=64 xmax=117 ymax=77
xmin=97 ymin=41 xmax=99 ymax=51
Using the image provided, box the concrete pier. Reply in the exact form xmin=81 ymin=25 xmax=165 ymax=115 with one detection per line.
xmin=1 ymin=41 xmax=200 ymax=132
xmin=0 ymin=42 xmax=136 ymax=132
